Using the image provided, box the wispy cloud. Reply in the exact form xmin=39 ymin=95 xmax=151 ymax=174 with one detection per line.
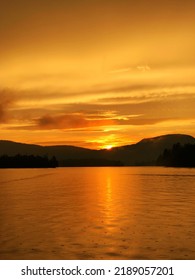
xmin=136 ymin=65 xmax=151 ymax=72
xmin=5 ymin=87 xmax=195 ymax=132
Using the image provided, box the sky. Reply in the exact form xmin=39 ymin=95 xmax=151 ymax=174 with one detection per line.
xmin=0 ymin=0 xmax=195 ymax=149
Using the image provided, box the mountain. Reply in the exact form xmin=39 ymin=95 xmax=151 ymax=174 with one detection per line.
xmin=0 ymin=140 xmax=44 ymax=156
xmin=0 ymin=134 xmax=195 ymax=166
xmin=108 ymin=134 xmax=195 ymax=165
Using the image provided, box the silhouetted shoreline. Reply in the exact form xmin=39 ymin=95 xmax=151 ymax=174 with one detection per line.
xmin=0 ymin=154 xmax=58 ymax=168
xmin=157 ymin=143 xmax=195 ymax=167
xmin=0 ymin=134 xmax=195 ymax=168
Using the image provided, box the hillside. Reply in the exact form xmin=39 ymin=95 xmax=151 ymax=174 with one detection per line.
xmin=0 ymin=134 xmax=195 ymax=166
xmin=112 ymin=134 xmax=195 ymax=165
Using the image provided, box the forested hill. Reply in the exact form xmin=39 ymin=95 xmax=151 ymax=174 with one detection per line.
xmin=0 ymin=154 xmax=58 ymax=168
xmin=157 ymin=143 xmax=195 ymax=167
xmin=0 ymin=134 xmax=195 ymax=166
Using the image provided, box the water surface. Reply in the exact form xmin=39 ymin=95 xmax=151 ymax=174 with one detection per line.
xmin=0 ymin=167 xmax=195 ymax=259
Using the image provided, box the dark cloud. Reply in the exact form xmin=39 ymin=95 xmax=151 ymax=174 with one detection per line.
xmin=36 ymin=113 xmax=115 ymax=130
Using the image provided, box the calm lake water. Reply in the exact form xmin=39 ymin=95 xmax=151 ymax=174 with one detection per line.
xmin=0 ymin=167 xmax=195 ymax=260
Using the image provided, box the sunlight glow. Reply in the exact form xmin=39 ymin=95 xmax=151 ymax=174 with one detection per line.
xmin=104 ymin=145 xmax=113 ymax=150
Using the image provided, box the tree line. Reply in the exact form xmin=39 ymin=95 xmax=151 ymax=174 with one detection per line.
xmin=157 ymin=143 xmax=195 ymax=167
xmin=0 ymin=154 xmax=58 ymax=168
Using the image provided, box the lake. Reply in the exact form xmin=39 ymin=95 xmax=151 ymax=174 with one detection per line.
xmin=0 ymin=167 xmax=195 ymax=260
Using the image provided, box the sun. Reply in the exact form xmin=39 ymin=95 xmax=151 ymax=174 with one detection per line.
xmin=104 ymin=144 xmax=113 ymax=150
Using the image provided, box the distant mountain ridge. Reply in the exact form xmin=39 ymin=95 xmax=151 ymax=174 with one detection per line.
xmin=0 ymin=134 xmax=195 ymax=166
xmin=116 ymin=134 xmax=195 ymax=165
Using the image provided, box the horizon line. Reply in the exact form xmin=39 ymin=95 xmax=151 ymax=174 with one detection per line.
xmin=0 ymin=133 xmax=194 ymax=151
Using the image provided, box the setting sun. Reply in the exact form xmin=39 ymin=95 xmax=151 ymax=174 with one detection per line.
xmin=104 ymin=145 xmax=113 ymax=150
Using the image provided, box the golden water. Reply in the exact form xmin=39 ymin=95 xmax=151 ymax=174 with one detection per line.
xmin=0 ymin=167 xmax=194 ymax=260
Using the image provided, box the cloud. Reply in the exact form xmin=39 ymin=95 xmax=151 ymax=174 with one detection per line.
xmin=12 ymin=83 xmax=158 ymax=101
xmin=36 ymin=113 xmax=115 ymax=130
xmin=64 ymin=94 xmax=195 ymax=118
xmin=116 ymin=117 xmax=164 ymax=126
xmin=137 ymin=65 xmax=151 ymax=72
xmin=2 ymin=84 xmax=195 ymax=134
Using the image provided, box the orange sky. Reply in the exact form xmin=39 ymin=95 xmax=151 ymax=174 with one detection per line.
xmin=0 ymin=0 xmax=195 ymax=149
